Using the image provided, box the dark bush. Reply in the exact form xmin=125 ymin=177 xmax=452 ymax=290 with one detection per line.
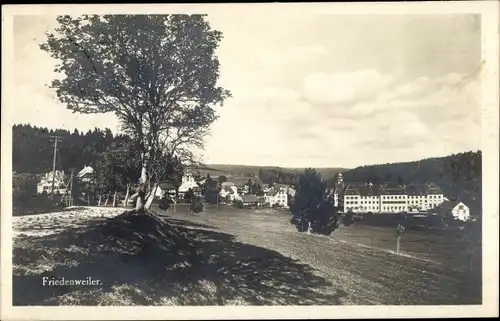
xmin=290 ymin=169 xmax=339 ymax=235
xmin=232 ymin=200 xmax=243 ymax=209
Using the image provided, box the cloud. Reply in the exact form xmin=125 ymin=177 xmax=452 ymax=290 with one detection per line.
xmin=213 ymin=67 xmax=480 ymax=167
xmin=303 ymin=69 xmax=395 ymax=106
xmin=13 ymin=15 xmax=481 ymax=168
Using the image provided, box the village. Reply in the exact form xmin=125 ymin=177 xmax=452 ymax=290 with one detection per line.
xmin=28 ymin=163 xmax=473 ymax=227
xmin=7 ymin=10 xmax=490 ymax=310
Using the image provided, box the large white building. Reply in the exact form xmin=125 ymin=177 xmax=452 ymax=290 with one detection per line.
xmin=336 ymin=173 xmax=446 ymax=214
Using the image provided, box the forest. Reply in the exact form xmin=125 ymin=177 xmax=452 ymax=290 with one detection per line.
xmin=13 ymin=124 xmax=124 ymax=174
xmin=258 ymin=168 xmax=300 ymax=186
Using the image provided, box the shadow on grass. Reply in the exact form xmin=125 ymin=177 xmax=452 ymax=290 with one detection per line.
xmin=157 ymin=217 xmax=219 ymax=231
xmin=13 ymin=212 xmax=345 ymax=306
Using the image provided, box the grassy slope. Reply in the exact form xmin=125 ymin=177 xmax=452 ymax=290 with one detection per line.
xmin=159 ymin=206 xmax=482 ymax=305
xmin=12 ymin=205 xmax=481 ymax=306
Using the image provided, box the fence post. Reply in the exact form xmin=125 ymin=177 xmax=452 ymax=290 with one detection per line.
xmin=396 ymin=223 xmax=405 ymax=255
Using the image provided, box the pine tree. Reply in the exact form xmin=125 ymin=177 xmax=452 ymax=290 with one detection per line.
xmin=291 ymin=168 xmax=338 ymax=235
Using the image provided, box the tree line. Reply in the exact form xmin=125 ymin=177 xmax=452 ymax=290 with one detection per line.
xmin=258 ymin=168 xmax=299 ymax=186
xmin=13 ymin=124 xmax=122 ymax=174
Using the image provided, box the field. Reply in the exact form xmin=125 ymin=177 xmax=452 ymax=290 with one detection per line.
xmin=12 ymin=205 xmax=481 ymax=305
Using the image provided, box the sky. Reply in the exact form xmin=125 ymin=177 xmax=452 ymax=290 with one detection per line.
xmin=12 ymin=13 xmax=482 ymax=168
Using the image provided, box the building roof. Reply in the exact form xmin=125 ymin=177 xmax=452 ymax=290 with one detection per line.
xmin=77 ymin=166 xmax=94 ymax=178
xmin=344 ymin=185 xmax=357 ymax=195
xmin=344 ymin=184 xmax=382 ymax=196
xmin=434 ymin=200 xmax=464 ymax=212
xmin=405 ymin=185 xmax=427 ymax=196
xmin=241 ymin=194 xmax=258 ymax=203
xmin=426 ymin=182 xmax=444 ymax=195
xmin=266 ymin=186 xmax=286 ymax=196
xmin=380 ymin=183 xmax=406 ymax=195
xmin=266 ymin=189 xmax=278 ymax=196
xmin=358 ymin=185 xmax=382 ymax=197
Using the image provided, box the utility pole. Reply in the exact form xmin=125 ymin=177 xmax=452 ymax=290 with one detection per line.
xmin=49 ymin=135 xmax=62 ymax=200
xmin=69 ymin=169 xmax=74 ymax=207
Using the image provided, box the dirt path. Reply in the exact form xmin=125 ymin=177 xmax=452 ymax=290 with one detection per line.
xmin=155 ymin=205 xmax=481 ymax=305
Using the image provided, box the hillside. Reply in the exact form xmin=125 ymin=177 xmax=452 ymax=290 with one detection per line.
xmin=203 ymin=164 xmax=348 ymax=182
xmin=338 ymin=151 xmax=482 ymax=215
xmin=13 ymin=124 xmax=122 ymax=174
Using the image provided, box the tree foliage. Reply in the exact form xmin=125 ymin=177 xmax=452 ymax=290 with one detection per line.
xmin=13 ymin=124 xmax=119 ymax=174
xmin=258 ymin=168 xmax=299 ymax=186
xmin=94 ymin=136 xmax=142 ymax=195
xmin=40 ymin=14 xmax=231 ymax=190
xmin=203 ymin=174 xmax=220 ymax=204
xmin=291 ymin=168 xmax=338 ymax=235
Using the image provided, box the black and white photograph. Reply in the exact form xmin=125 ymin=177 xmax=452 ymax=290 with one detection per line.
xmin=1 ymin=2 xmax=499 ymax=320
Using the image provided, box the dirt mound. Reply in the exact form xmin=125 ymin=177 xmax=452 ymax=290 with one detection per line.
xmin=97 ymin=211 xmax=198 ymax=263
xmin=13 ymin=210 xmax=200 ymax=305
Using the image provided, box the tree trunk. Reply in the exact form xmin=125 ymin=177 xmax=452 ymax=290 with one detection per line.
xmin=145 ymin=183 xmax=158 ymax=210
xmin=135 ymin=184 xmax=146 ymax=214
xmin=135 ymin=195 xmax=145 ymax=213
xmin=113 ymin=190 xmax=118 ymax=207
xmin=123 ymin=184 xmax=130 ymax=208
xmin=104 ymin=193 xmax=110 ymax=206
xmin=98 ymin=195 xmax=102 ymax=206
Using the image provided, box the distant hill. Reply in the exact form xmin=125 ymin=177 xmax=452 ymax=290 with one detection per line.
xmin=337 ymin=151 xmax=482 ymax=215
xmin=201 ymin=164 xmax=348 ymax=182
xmin=289 ymin=167 xmax=349 ymax=181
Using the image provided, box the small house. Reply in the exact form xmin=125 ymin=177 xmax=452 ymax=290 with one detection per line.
xmin=77 ymin=165 xmax=94 ymax=183
xmin=434 ymin=200 xmax=470 ymax=221
xmin=241 ymin=194 xmax=258 ymax=208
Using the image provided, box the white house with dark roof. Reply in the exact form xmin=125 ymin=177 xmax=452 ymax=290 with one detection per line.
xmin=219 ymin=185 xmax=237 ymax=203
xmin=221 ymin=182 xmax=238 ymax=194
xmin=434 ymin=200 xmax=470 ymax=221
xmin=77 ymin=165 xmax=94 ymax=183
xmin=178 ymin=170 xmax=201 ymax=197
xmin=37 ymin=170 xmax=66 ymax=194
xmin=264 ymin=187 xmax=288 ymax=207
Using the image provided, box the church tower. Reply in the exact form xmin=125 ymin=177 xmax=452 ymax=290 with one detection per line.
xmin=336 ymin=172 xmax=344 ymax=188
xmin=334 ymin=172 xmax=345 ymax=210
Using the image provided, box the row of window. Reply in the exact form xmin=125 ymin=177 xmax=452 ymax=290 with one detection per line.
xmin=382 ymin=206 xmax=406 ymax=211
xmin=346 ymin=206 xmax=406 ymax=212
xmin=347 ymin=200 xmax=444 ymax=205
xmin=347 ymin=194 xmax=444 ymax=199
xmin=381 ymin=200 xmax=407 ymax=204
xmin=408 ymin=195 xmax=442 ymax=199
